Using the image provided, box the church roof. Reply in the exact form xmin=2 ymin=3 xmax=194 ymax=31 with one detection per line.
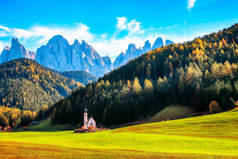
xmin=84 ymin=108 xmax=88 ymax=112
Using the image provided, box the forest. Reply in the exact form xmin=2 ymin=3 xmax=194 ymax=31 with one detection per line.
xmin=51 ymin=24 xmax=238 ymax=126
xmin=0 ymin=59 xmax=81 ymax=110
xmin=0 ymin=106 xmax=37 ymax=129
xmin=61 ymin=70 xmax=96 ymax=85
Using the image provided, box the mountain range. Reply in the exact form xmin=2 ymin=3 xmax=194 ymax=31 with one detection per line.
xmin=0 ymin=36 xmax=173 ymax=77
xmin=113 ymin=37 xmax=167 ymax=68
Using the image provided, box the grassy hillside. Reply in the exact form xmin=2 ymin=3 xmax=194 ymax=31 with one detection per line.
xmin=52 ymin=23 xmax=238 ymax=126
xmin=26 ymin=118 xmax=77 ymax=131
xmin=61 ymin=70 xmax=97 ymax=85
xmin=0 ymin=58 xmax=81 ymax=110
xmin=148 ymin=105 xmax=196 ymax=122
xmin=1 ymin=109 xmax=238 ymax=158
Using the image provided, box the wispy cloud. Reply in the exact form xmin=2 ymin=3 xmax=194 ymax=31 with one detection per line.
xmin=188 ymin=0 xmax=197 ymax=10
xmin=0 ymin=23 xmax=94 ymax=46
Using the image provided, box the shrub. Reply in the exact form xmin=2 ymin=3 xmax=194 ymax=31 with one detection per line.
xmin=209 ymin=101 xmax=222 ymax=113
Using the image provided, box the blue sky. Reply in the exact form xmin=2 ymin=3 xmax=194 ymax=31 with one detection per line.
xmin=0 ymin=0 xmax=237 ymax=60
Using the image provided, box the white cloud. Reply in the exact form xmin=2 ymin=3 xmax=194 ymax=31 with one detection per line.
xmin=116 ymin=17 xmax=127 ymax=30
xmin=0 ymin=42 xmax=4 ymax=53
xmin=116 ymin=17 xmax=144 ymax=35
xmin=0 ymin=23 xmax=94 ymax=50
xmin=188 ymin=0 xmax=197 ymax=10
xmin=0 ymin=25 xmax=10 ymax=32
xmin=127 ymin=19 xmax=143 ymax=35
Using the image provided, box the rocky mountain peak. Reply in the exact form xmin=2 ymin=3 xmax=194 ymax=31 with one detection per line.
xmin=165 ymin=40 xmax=174 ymax=46
xmin=152 ymin=37 xmax=163 ymax=50
xmin=142 ymin=40 xmax=152 ymax=53
xmin=36 ymin=35 xmax=112 ymax=77
xmin=113 ymin=37 xmax=174 ymax=69
xmin=73 ymin=39 xmax=80 ymax=45
xmin=0 ymin=38 xmax=35 ymax=63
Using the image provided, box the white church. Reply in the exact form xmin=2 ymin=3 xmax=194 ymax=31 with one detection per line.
xmin=83 ymin=108 xmax=96 ymax=130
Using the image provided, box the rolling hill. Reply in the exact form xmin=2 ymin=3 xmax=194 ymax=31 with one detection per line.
xmin=0 ymin=58 xmax=81 ymax=110
xmin=61 ymin=70 xmax=97 ymax=85
xmin=1 ymin=109 xmax=238 ymax=158
xmin=148 ymin=105 xmax=196 ymax=122
xmin=51 ymin=23 xmax=238 ymax=126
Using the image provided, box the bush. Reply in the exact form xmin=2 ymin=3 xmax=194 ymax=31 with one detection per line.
xmin=209 ymin=101 xmax=222 ymax=113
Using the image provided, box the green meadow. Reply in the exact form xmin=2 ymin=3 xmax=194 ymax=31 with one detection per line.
xmin=1 ymin=109 xmax=238 ymax=159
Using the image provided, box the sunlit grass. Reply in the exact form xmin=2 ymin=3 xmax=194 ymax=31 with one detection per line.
xmin=1 ymin=109 xmax=238 ymax=158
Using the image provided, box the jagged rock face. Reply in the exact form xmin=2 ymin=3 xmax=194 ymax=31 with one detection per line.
xmin=113 ymin=37 xmax=174 ymax=69
xmin=35 ymin=35 xmax=112 ymax=77
xmin=165 ymin=40 xmax=174 ymax=46
xmin=36 ymin=35 xmax=72 ymax=71
xmin=113 ymin=44 xmax=143 ymax=69
xmin=102 ymin=56 xmax=113 ymax=70
xmin=142 ymin=40 xmax=152 ymax=53
xmin=113 ymin=52 xmax=126 ymax=69
xmin=127 ymin=44 xmax=141 ymax=59
xmin=152 ymin=37 xmax=163 ymax=50
xmin=0 ymin=38 xmax=35 ymax=63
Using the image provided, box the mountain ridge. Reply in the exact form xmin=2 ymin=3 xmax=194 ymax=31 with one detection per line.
xmin=0 ymin=58 xmax=81 ymax=110
xmin=0 ymin=36 xmax=173 ymax=77
xmin=113 ymin=37 xmax=173 ymax=69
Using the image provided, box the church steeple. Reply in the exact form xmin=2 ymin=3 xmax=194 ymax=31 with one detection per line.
xmin=84 ymin=107 xmax=88 ymax=129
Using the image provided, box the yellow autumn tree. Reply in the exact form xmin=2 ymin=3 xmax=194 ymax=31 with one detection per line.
xmin=144 ymin=79 xmax=153 ymax=92
xmin=132 ymin=77 xmax=142 ymax=93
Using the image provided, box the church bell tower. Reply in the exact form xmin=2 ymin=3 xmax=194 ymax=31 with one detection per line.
xmin=84 ymin=108 xmax=88 ymax=129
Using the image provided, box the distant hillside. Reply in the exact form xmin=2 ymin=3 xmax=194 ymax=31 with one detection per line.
xmin=0 ymin=58 xmax=81 ymax=110
xmin=61 ymin=71 xmax=97 ymax=85
xmin=52 ymin=24 xmax=238 ymax=126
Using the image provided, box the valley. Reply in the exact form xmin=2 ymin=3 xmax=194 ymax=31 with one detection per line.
xmin=0 ymin=1 xmax=237 ymax=158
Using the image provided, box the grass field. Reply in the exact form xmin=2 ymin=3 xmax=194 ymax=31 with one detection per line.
xmin=26 ymin=118 xmax=78 ymax=131
xmin=1 ymin=108 xmax=238 ymax=159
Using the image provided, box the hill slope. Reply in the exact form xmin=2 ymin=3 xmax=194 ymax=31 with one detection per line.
xmin=148 ymin=105 xmax=195 ymax=122
xmin=61 ymin=70 xmax=96 ymax=85
xmin=1 ymin=109 xmax=238 ymax=158
xmin=52 ymin=23 xmax=238 ymax=126
xmin=0 ymin=58 xmax=81 ymax=110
